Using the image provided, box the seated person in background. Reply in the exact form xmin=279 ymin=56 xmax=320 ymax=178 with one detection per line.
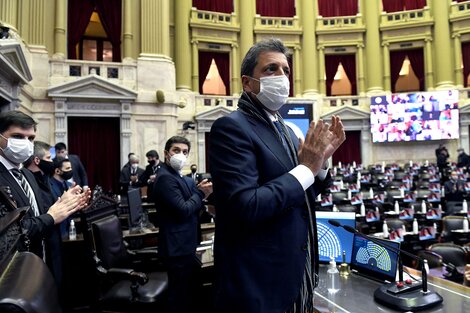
xmin=444 ymin=171 xmax=465 ymax=202
xmin=457 ymin=148 xmax=470 ymax=169
xmin=119 ymin=154 xmax=144 ymax=195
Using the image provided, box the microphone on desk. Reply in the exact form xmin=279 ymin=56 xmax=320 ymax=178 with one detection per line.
xmin=328 ymin=219 xmax=443 ymax=311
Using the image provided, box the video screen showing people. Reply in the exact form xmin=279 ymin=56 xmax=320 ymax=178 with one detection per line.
xmin=419 ymin=226 xmax=436 ymax=240
xmin=426 ymin=207 xmax=442 ymax=220
xmin=399 ymin=208 xmax=414 ymax=220
xmin=370 ymin=90 xmax=459 ymax=143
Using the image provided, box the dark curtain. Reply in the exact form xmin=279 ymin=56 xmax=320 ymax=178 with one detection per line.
xmin=67 ymin=0 xmax=95 ymax=60
xmin=462 ymin=42 xmax=470 ymax=87
xmin=95 ymin=0 xmax=122 ymax=62
xmin=325 ymin=55 xmax=341 ymax=96
xmin=339 ymin=54 xmax=357 ymax=95
xmin=198 ymin=51 xmax=230 ymax=95
xmin=288 ymin=56 xmax=294 ymax=97
xmin=318 ymin=0 xmax=358 ymax=17
xmin=68 ymin=117 xmax=121 ymax=193
xmin=390 ymin=50 xmax=408 ymax=93
xmin=407 ymin=48 xmax=425 ymax=91
xmin=405 ymin=0 xmax=427 ymax=10
xmin=256 ymin=0 xmax=295 ymax=17
xmin=333 ymin=130 xmax=361 ymax=165
xmin=193 ymin=0 xmax=233 ymax=13
xmin=382 ymin=0 xmax=426 ymax=12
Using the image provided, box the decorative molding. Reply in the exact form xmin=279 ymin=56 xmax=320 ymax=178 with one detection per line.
xmin=320 ymin=106 xmax=370 ymax=120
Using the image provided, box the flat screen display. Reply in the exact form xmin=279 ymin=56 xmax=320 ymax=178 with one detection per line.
xmin=316 ymin=212 xmax=356 ymax=264
xmin=350 ymin=235 xmax=400 ymax=282
xmin=127 ymin=188 xmax=143 ymax=229
xmin=278 ymin=103 xmax=313 ymax=140
xmin=370 ymin=90 xmax=459 ymax=143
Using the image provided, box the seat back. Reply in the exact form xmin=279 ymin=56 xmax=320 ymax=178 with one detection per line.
xmin=385 ymin=218 xmax=404 ymax=231
xmin=337 ymin=204 xmax=357 ymax=213
xmin=442 ymin=216 xmax=465 ymax=233
xmin=428 ymin=243 xmax=467 ymax=267
xmin=416 ymin=250 xmax=443 ymax=269
xmin=0 ymin=252 xmax=62 ymax=313
xmin=331 ymin=191 xmax=348 ymax=204
xmin=91 ymin=215 xmax=130 ymax=269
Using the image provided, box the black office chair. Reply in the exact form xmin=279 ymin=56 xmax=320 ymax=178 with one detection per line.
xmin=384 ymin=218 xmax=405 ymax=231
xmin=337 ymin=204 xmax=357 ymax=213
xmin=416 ymin=250 xmax=443 ymax=269
xmin=428 ymin=243 xmax=467 ymax=267
xmin=331 ymin=191 xmax=348 ymax=204
xmin=441 ymin=216 xmax=465 ymax=240
xmin=90 ymin=215 xmax=168 ymax=312
xmin=416 ymin=189 xmax=432 ymax=199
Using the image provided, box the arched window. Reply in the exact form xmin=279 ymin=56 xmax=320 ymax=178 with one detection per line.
xmin=199 ymin=51 xmax=230 ymax=95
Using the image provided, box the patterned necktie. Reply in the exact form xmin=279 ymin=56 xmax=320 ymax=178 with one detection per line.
xmin=273 ymin=121 xmax=294 ymax=165
xmin=11 ymin=168 xmax=40 ymax=216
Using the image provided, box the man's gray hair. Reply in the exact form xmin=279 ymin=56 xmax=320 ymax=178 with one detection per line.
xmin=34 ymin=141 xmax=51 ymax=159
xmin=240 ymin=38 xmax=289 ymax=77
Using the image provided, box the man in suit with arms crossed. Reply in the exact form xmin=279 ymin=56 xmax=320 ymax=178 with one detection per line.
xmin=209 ymin=39 xmax=345 ymax=313
xmin=154 ymin=136 xmax=212 ymax=313
xmin=0 ymin=111 xmax=89 ymax=260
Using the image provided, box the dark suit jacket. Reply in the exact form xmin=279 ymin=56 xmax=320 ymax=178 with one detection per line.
xmin=119 ymin=165 xmax=144 ymax=195
xmin=154 ymin=163 xmax=204 ymax=258
xmin=68 ymin=154 xmax=88 ymax=187
xmin=185 ymin=172 xmax=201 ymax=183
xmin=49 ymin=177 xmax=72 ymax=200
xmin=0 ymin=162 xmax=54 ymax=258
xmin=139 ymin=163 xmax=161 ymax=202
xmin=209 ymin=102 xmax=329 ymax=313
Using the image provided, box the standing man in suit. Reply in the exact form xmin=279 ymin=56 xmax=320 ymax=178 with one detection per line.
xmin=186 ymin=163 xmax=200 ymax=182
xmin=23 ymin=141 xmax=64 ymax=286
xmin=54 ymin=142 xmax=89 ymax=189
xmin=209 ymin=39 xmax=345 ymax=313
xmin=154 ymin=136 xmax=213 ymax=313
xmin=0 ymin=111 xmax=89 ymax=260
xmin=139 ymin=149 xmax=161 ymax=202
xmin=119 ymin=154 xmax=144 ymax=195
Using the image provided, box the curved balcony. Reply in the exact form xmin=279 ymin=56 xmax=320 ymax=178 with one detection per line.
xmin=380 ymin=6 xmax=433 ymax=30
xmin=316 ymin=14 xmax=365 ymax=35
xmin=253 ymin=15 xmax=302 ymax=35
xmin=189 ymin=8 xmax=239 ymax=32
xmin=450 ymin=0 xmax=470 ymax=22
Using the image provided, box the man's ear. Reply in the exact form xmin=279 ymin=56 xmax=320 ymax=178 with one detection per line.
xmin=33 ymin=156 xmax=40 ymax=166
xmin=242 ymin=75 xmax=253 ymax=93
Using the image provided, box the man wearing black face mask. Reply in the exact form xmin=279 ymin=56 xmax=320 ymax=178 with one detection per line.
xmin=139 ymin=149 xmax=161 ymax=203
xmin=24 ymin=141 xmax=64 ymax=286
xmin=185 ymin=164 xmax=200 ymax=182
xmin=50 ymin=157 xmax=74 ymax=237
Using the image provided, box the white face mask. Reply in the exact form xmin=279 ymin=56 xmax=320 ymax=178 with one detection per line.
xmin=253 ymin=75 xmax=290 ymax=111
xmin=169 ymin=153 xmax=186 ymax=171
xmin=131 ymin=163 xmax=138 ymax=170
xmin=0 ymin=134 xmax=34 ymax=164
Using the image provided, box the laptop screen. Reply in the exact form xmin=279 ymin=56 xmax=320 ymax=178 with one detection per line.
xmin=316 ymin=211 xmax=356 ymax=264
xmin=127 ymin=188 xmax=143 ymax=229
xmin=350 ymin=235 xmax=400 ymax=282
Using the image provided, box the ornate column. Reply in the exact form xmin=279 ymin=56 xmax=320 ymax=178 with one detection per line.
xmin=175 ymin=0 xmax=192 ymax=90
xmin=300 ymin=0 xmax=319 ymax=96
xmin=318 ymin=45 xmax=326 ymax=95
xmin=120 ymin=100 xmax=132 ymax=166
xmin=294 ymin=45 xmax=301 ymax=97
xmin=382 ymin=42 xmax=390 ymax=92
xmin=140 ymin=0 xmax=170 ymax=58
xmin=430 ymin=0 xmax=454 ymax=89
xmin=231 ymin=43 xmax=240 ymax=95
xmin=0 ymin=0 xmax=18 ymax=29
xmin=424 ymin=37 xmax=434 ymax=90
xmin=53 ymin=0 xmax=67 ymax=58
xmin=122 ymin=0 xmax=133 ymax=60
xmin=239 ymin=0 xmax=255 ymax=59
xmin=357 ymin=44 xmax=365 ymax=96
xmin=453 ymin=33 xmax=463 ymax=88
xmin=191 ymin=40 xmax=199 ymax=92
xmin=363 ymin=0 xmax=384 ymax=93
xmin=53 ymin=97 xmax=68 ymax=145
xmin=29 ymin=0 xmax=46 ymax=47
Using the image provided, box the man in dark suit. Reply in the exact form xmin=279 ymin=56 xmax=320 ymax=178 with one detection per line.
xmin=119 ymin=154 xmax=144 ymax=195
xmin=139 ymin=149 xmax=161 ymax=202
xmin=209 ymin=39 xmax=345 ymax=313
xmin=0 ymin=111 xmax=89 ymax=260
xmin=23 ymin=141 xmax=64 ymax=286
xmin=457 ymin=148 xmax=470 ymax=169
xmin=186 ymin=163 xmax=200 ymax=182
xmin=154 ymin=136 xmax=212 ymax=313
xmin=54 ymin=142 xmax=89 ymax=188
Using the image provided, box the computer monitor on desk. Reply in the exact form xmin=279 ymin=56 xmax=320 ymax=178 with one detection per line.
xmin=127 ymin=188 xmax=143 ymax=231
